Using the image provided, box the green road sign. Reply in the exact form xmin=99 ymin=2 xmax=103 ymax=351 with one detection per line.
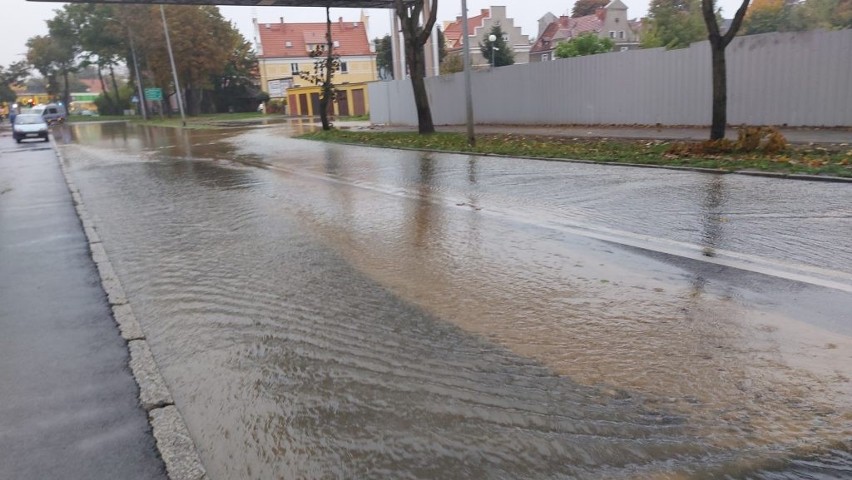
xmin=144 ymin=88 xmax=163 ymax=102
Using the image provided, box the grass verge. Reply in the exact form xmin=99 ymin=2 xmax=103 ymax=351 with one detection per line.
xmin=300 ymin=130 xmax=852 ymax=178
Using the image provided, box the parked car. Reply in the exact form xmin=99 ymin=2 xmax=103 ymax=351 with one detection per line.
xmin=12 ymin=114 xmax=50 ymax=143
xmin=30 ymin=103 xmax=67 ymax=125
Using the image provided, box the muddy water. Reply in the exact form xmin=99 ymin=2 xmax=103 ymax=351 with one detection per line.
xmin=59 ymin=122 xmax=852 ymax=479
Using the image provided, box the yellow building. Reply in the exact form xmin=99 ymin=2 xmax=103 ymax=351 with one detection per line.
xmin=286 ymin=83 xmax=370 ymax=117
xmin=254 ymin=12 xmax=377 ymax=104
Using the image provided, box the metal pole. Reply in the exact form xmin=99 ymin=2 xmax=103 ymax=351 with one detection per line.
xmin=160 ymin=5 xmax=186 ymax=126
xmin=128 ymin=28 xmax=147 ymax=121
xmin=460 ymin=0 xmax=475 ymax=146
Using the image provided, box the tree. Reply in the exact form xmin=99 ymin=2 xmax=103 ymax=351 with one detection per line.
xmin=701 ymin=0 xmax=751 ymax=140
xmin=554 ymin=33 xmax=615 ymax=57
xmin=573 ymin=0 xmax=610 ymax=17
xmin=642 ymin=0 xmax=707 ymax=49
xmin=211 ymin=35 xmax=263 ymax=113
xmin=45 ymin=10 xmax=82 ymax=108
xmin=394 ymin=0 xmax=439 ymax=134
xmin=798 ymin=0 xmax=852 ymax=29
xmin=374 ymin=35 xmax=394 ymax=80
xmin=0 ymin=61 xmax=30 ymax=104
xmin=479 ymin=25 xmax=515 ymax=67
xmin=440 ymin=53 xmax=465 ymax=74
xmin=141 ymin=6 xmax=241 ymax=116
xmin=299 ymin=7 xmax=339 ymax=130
xmin=59 ymin=4 xmax=127 ymax=114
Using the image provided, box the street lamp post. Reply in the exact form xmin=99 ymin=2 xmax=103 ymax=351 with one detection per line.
xmin=488 ymin=34 xmax=496 ymax=70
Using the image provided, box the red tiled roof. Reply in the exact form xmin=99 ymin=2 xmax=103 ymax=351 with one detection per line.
xmin=258 ymin=19 xmax=371 ymax=58
xmin=443 ymin=8 xmax=490 ymax=50
xmin=529 ymin=14 xmax=603 ymax=54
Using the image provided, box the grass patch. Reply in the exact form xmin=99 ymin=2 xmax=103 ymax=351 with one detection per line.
xmin=299 ymin=130 xmax=852 ymax=178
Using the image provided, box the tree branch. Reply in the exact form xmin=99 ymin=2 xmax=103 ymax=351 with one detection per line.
xmin=416 ymin=0 xmax=439 ymax=46
xmin=722 ymin=0 xmax=751 ymax=47
xmin=701 ymin=0 xmax=722 ymax=41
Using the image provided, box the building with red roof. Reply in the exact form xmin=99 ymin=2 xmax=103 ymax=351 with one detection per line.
xmin=254 ymin=12 xmax=377 ymax=99
xmin=530 ymin=0 xmax=640 ymax=62
xmin=442 ymin=6 xmax=531 ymax=66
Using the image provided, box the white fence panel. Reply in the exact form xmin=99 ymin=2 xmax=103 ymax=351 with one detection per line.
xmin=369 ymin=29 xmax=852 ymax=128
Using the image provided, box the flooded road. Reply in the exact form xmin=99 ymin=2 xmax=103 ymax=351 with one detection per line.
xmin=57 ymin=122 xmax=851 ymax=479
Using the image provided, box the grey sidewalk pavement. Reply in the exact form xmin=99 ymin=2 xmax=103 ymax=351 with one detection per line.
xmin=348 ymin=122 xmax=852 ymax=145
xmin=0 ymin=131 xmax=167 ymax=479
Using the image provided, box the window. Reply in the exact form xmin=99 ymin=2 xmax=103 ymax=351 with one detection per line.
xmin=618 ymin=31 xmax=625 ymax=39
xmin=340 ymin=61 xmax=348 ymax=74
xmin=285 ymin=41 xmax=292 ymax=48
xmin=541 ymin=53 xmax=550 ymax=61
xmin=620 ymin=46 xmax=629 ymax=52
xmin=502 ymin=34 xmax=509 ymax=42
xmin=290 ymin=63 xmax=299 ymax=74
xmin=609 ymin=31 xmax=616 ymax=38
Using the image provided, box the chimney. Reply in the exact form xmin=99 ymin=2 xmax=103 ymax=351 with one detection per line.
xmin=280 ymin=17 xmax=284 ymax=24
xmin=339 ymin=16 xmax=343 ymax=26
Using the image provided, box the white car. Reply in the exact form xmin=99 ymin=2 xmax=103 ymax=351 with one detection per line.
xmin=12 ymin=114 xmax=50 ymax=143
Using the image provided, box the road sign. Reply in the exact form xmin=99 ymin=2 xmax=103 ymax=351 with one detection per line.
xmin=144 ymin=88 xmax=163 ymax=102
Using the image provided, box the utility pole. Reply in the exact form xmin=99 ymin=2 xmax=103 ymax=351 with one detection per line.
xmin=160 ymin=5 xmax=186 ymax=126
xmin=460 ymin=0 xmax=475 ymax=146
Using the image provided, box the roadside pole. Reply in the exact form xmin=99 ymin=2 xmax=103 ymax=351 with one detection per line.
xmin=160 ymin=5 xmax=186 ymax=127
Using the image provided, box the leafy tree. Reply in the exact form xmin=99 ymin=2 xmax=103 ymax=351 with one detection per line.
xmin=374 ymin=35 xmax=393 ymax=80
xmin=479 ymin=25 xmax=515 ymax=67
xmin=440 ymin=53 xmax=465 ymax=74
xmin=45 ymin=10 xmax=82 ymax=108
xmin=701 ymin=0 xmax=751 ymax=140
xmin=299 ymin=7 xmax=339 ymax=130
xmin=799 ymin=0 xmax=852 ymax=29
xmin=642 ymin=0 xmax=708 ymax=49
xmin=0 ymin=61 xmax=30 ymax=103
xmin=59 ymin=4 xmax=126 ymax=114
xmin=437 ymin=27 xmax=447 ymax=64
xmin=211 ymin=35 xmax=263 ymax=113
xmin=26 ymin=36 xmax=63 ymax=99
xmin=140 ymin=6 xmax=242 ymax=116
xmin=573 ymin=0 xmax=610 ymax=17
xmin=554 ymin=33 xmax=615 ymax=57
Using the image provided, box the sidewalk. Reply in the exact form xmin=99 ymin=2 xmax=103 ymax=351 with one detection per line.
xmin=0 ymin=133 xmax=168 ymax=479
xmin=349 ymin=122 xmax=852 ymax=145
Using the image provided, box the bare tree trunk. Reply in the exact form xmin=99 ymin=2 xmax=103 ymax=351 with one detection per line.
xmin=709 ymin=44 xmax=727 ymax=140
xmin=405 ymin=38 xmax=434 ymax=134
xmin=109 ymin=65 xmax=122 ymax=110
xmin=395 ymin=0 xmax=438 ymax=135
xmin=62 ymin=69 xmax=71 ymax=113
xmin=320 ymin=7 xmax=332 ymax=131
xmin=97 ymin=67 xmax=114 ymax=113
xmin=701 ymin=0 xmax=750 ymax=140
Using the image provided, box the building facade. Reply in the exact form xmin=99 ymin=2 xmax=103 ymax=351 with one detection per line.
xmin=255 ymin=13 xmax=377 ymax=103
xmin=530 ymin=0 xmax=640 ymax=62
xmin=442 ymin=6 xmax=531 ymax=66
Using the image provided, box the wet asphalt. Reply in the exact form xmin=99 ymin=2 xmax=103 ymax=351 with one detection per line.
xmin=0 ymin=134 xmax=166 ymax=479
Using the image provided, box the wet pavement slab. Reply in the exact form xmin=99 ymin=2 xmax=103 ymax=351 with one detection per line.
xmin=0 ymin=140 xmax=167 ymax=479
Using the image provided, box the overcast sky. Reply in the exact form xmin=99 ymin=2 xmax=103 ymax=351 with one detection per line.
xmin=4 ymin=0 xmax=745 ymax=68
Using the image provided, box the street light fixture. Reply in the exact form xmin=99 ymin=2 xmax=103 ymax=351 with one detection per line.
xmin=488 ymin=34 xmax=496 ymax=70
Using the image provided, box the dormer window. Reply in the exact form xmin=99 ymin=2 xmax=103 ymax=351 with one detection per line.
xmin=285 ymin=41 xmax=292 ymax=48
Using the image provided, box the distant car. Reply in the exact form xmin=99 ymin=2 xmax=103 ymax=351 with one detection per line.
xmin=30 ymin=103 xmax=67 ymax=125
xmin=12 ymin=114 xmax=50 ymax=143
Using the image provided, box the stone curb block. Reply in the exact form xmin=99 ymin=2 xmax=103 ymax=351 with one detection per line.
xmin=128 ymin=340 xmax=174 ymax=411
xmin=51 ymin=137 xmax=206 ymax=480
xmin=113 ymin=304 xmax=145 ymax=341
xmin=150 ymin=406 xmax=207 ymax=480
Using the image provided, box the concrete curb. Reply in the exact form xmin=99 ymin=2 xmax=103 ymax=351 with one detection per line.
xmin=51 ymin=137 xmax=207 ymax=480
xmin=315 ymin=140 xmax=852 ymax=183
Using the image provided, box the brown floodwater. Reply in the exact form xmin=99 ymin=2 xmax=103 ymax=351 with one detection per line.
xmin=58 ymin=121 xmax=852 ymax=479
